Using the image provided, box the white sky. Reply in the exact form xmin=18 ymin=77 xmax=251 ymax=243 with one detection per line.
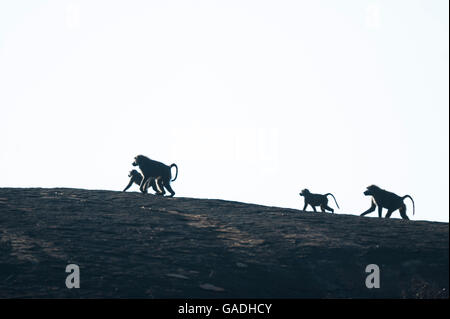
xmin=0 ymin=0 xmax=448 ymax=222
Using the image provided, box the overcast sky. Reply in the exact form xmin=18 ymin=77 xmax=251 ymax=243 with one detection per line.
xmin=0 ymin=0 xmax=448 ymax=222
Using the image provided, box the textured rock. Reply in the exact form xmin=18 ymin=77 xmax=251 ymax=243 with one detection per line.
xmin=0 ymin=188 xmax=447 ymax=298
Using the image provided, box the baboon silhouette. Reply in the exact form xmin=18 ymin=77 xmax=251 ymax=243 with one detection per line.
xmin=361 ymin=185 xmax=415 ymax=220
xmin=123 ymin=169 xmax=162 ymax=194
xmin=299 ymin=189 xmax=340 ymax=213
xmin=132 ymin=155 xmax=178 ymax=197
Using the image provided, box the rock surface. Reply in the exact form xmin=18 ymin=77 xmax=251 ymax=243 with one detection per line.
xmin=0 ymin=188 xmax=448 ymax=298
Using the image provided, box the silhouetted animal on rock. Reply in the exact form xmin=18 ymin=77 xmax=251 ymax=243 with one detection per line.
xmin=123 ymin=169 xmax=162 ymax=194
xmin=299 ymin=189 xmax=340 ymax=213
xmin=361 ymin=185 xmax=414 ymax=220
xmin=132 ymin=155 xmax=178 ymax=197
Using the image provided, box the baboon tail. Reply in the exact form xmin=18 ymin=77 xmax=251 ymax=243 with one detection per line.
xmin=170 ymin=164 xmax=178 ymax=182
xmin=402 ymin=195 xmax=415 ymax=215
xmin=326 ymin=193 xmax=340 ymax=209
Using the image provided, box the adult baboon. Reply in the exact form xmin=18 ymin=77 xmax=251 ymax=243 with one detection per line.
xmin=360 ymin=185 xmax=415 ymax=220
xmin=123 ymin=170 xmax=162 ymax=194
xmin=132 ymin=155 xmax=178 ymax=197
xmin=299 ymin=189 xmax=340 ymax=213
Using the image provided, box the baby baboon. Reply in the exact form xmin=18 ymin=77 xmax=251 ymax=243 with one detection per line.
xmin=132 ymin=155 xmax=178 ymax=197
xmin=123 ymin=169 xmax=144 ymax=192
xmin=123 ymin=169 xmax=162 ymax=194
xmin=361 ymin=185 xmax=415 ymax=220
xmin=299 ymin=189 xmax=340 ymax=213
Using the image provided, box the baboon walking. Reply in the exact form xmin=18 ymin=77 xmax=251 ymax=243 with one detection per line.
xmin=361 ymin=185 xmax=415 ymax=220
xmin=132 ymin=155 xmax=178 ymax=197
xmin=123 ymin=169 xmax=162 ymax=194
xmin=299 ymin=189 xmax=340 ymax=213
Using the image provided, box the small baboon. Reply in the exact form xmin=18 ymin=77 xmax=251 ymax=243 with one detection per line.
xmin=299 ymin=189 xmax=340 ymax=213
xmin=361 ymin=185 xmax=415 ymax=220
xmin=123 ymin=169 xmax=162 ymax=194
xmin=132 ymin=155 xmax=178 ymax=197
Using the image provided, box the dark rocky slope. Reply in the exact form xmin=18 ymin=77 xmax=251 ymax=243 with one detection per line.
xmin=0 ymin=188 xmax=447 ymax=298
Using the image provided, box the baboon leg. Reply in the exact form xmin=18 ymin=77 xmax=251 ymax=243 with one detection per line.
xmin=320 ymin=205 xmax=326 ymax=213
xmin=361 ymin=202 xmax=376 ymax=216
xmin=377 ymin=205 xmax=383 ymax=218
xmin=123 ymin=179 xmax=133 ymax=192
xmin=162 ymin=177 xmax=175 ymax=197
xmin=149 ymin=178 xmax=162 ymax=195
xmin=312 ymin=206 xmax=317 ymax=213
xmin=324 ymin=205 xmax=334 ymax=213
xmin=399 ymin=204 xmax=409 ymax=220
xmin=385 ymin=208 xmax=395 ymax=219
xmin=142 ymin=181 xmax=148 ymax=194
xmin=303 ymin=203 xmax=308 ymax=211
xmin=140 ymin=176 xmax=149 ymax=193
xmin=144 ymin=178 xmax=157 ymax=194
xmin=142 ymin=178 xmax=153 ymax=194
xmin=155 ymin=177 xmax=165 ymax=195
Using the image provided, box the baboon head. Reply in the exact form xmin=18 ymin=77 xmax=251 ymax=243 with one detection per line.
xmin=132 ymin=155 xmax=144 ymax=167
xmin=364 ymin=185 xmax=380 ymax=196
xmin=129 ymin=170 xmax=140 ymax=178
xmin=299 ymin=189 xmax=310 ymax=197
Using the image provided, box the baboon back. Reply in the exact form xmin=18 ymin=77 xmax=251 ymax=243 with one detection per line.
xmin=373 ymin=188 xmax=403 ymax=208
xmin=309 ymin=194 xmax=328 ymax=206
xmin=139 ymin=157 xmax=171 ymax=179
